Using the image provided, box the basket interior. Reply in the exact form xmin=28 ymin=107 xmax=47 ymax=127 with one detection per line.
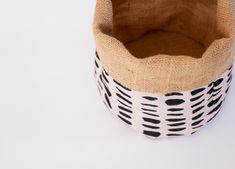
xmin=111 ymin=0 xmax=230 ymax=58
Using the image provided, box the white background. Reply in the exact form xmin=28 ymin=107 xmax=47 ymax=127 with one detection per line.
xmin=0 ymin=0 xmax=235 ymax=169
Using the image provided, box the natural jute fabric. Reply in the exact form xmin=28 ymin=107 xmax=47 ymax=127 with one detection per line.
xmin=93 ymin=0 xmax=235 ymax=93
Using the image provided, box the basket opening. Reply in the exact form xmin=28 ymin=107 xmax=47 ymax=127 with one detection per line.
xmin=111 ymin=0 xmax=230 ymax=58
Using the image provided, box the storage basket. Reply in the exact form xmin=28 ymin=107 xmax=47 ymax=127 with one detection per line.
xmin=93 ymin=0 xmax=235 ymax=138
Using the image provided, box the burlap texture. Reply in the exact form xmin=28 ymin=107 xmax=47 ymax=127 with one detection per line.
xmin=93 ymin=0 xmax=235 ymax=93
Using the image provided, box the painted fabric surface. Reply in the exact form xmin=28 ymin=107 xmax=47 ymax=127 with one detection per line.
xmin=95 ymin=52 xmax=233 ymax=138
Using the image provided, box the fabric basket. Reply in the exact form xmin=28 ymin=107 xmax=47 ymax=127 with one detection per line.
xmin=93 ymin=0 xmax=235 ymax=138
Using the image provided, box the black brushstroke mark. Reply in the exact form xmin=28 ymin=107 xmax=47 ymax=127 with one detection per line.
xmin=116 ymin=87 xmax=131 ymax=98
xmin=95 ymin=51 xmax=100 ymax=60
xmin=114 ymin=80 xmax=131 ymax=91
xmin=118 ymin=115 xmax=132 ymax=125
xmin=207 ymin=95 xmax=222 ymax=107
xmin=192 ymin=106 xmax=204 ymax=114
xmin=118 ymin=105 xmax=132 ymax=113
xmin=142 ymin=124 xmax=160 ymax=129
xmin=143 ymin=130 xmax=161 ymax=137
xmin=167 ymin=108 xmax=184 ymax=112
xmin=207 ymin=101 xmax=223 ymax=115
xmin=165 ymin=99 xmax=185 ymax=106
xmin=102 ymin=71 xmax=109 ymax=83
xmin=166 ymin=118 xmax=186 ymax=122
xmin=167 ymin=113 xmax=184 ymax=116
xmin=214 ymin=78 xmax=224 ymax=87
xmin=190 ymin=94 xmax=204 ymax=102
xmin=119 ymin=111 xmax=131 ymax=119
xmin=141 ymin=103 xmax=158 ymax=107
xmin=98 ymin=81 xmax=103 ymax=90
xmin=167 ymin=134 xmax=183 ymax=136
xmin=192 ymin=125 xmax=203 ymax=130
xmin=118 ymin=100 xmax=132 ymax=109
xmin=191 ymin=119 xmax=203 ymax=126
xmin=143 ymin=117 xmax=160 ymax=124
xmin=207 ymin=109 xmax=221 ymax=123
xmin=165 ymin=92 xmax=183 ymax=96
xmin=191 ymin=88 xmax=205 ymax=96
xmin=168 ymin=127 xmax=186 ymax=132
xmin=143 ymin=112 xmax=159 ymax=117
xmin=105 ymin=94 xmax=112 ymax=109
xmin=116 ymin=93 xmax=133 ymax=105
xmin=141 ymin=108 xmax=157 ymax=112
xmin=143 ymin=96 xmax=158 ymax=101
xmin=225 ymin=86 xmax=230 ymax=94
xmin=95 ymin=60 xmax=99 ymax=68
xmin=103 ymin=69 xmax=109 ymax=76
xmin=167 ymin=122 xmax=186 ymax=127
xmin=191 ymin=99 xmax=205 ymax=108
xmin=227 ymin=75 xmax=232 ymax=83
xmin=192 ymin=112 xmax=204 ymax=120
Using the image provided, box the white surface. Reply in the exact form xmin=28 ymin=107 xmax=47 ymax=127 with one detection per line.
xmin=0 ymin=0 xmax=234 ymax=169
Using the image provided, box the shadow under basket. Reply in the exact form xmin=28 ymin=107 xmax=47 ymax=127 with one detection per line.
xmin=93 ymin=0 xmax=235 ymax=139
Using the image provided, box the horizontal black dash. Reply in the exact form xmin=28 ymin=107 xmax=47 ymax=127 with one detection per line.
xmin=143 ymin=96 xmax=158 ymax=101
xmin=168 ymin=127 xmax=186 ymax=132
xmin=143 ymin=130 xmax=161 ymax=137
xmin=143 ymin=117 xmax=160 ymax=124
xmin=141 ymin=103 xmax=158 ymax=107
xmin=167 ymin=122 xmax=186 ymax=127
xmin=142 ymin=124 xmax=160 ymax=129
xmin=167 ymin=113 xmax=184 ymax=116
xmin=165 ymin=99 xmax=185 ymax=106
xmin=165 ymin=92 xmax=183 ymax=96
xmin=141 ymin=108 xmax=157 ymax=112
xmin=167 ymin=134 xmax=184 ymax=137
xmin=143 ymin=112 xmax=159 ymax=117
xmin=166 ymin=118 xmax=186 ymax=122
xmin=167 ymin=108 xmax=184 ymax=112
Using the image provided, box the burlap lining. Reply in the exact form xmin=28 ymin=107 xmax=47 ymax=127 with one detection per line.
xmin=93 ymin=0 xmax=235 ymax=93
